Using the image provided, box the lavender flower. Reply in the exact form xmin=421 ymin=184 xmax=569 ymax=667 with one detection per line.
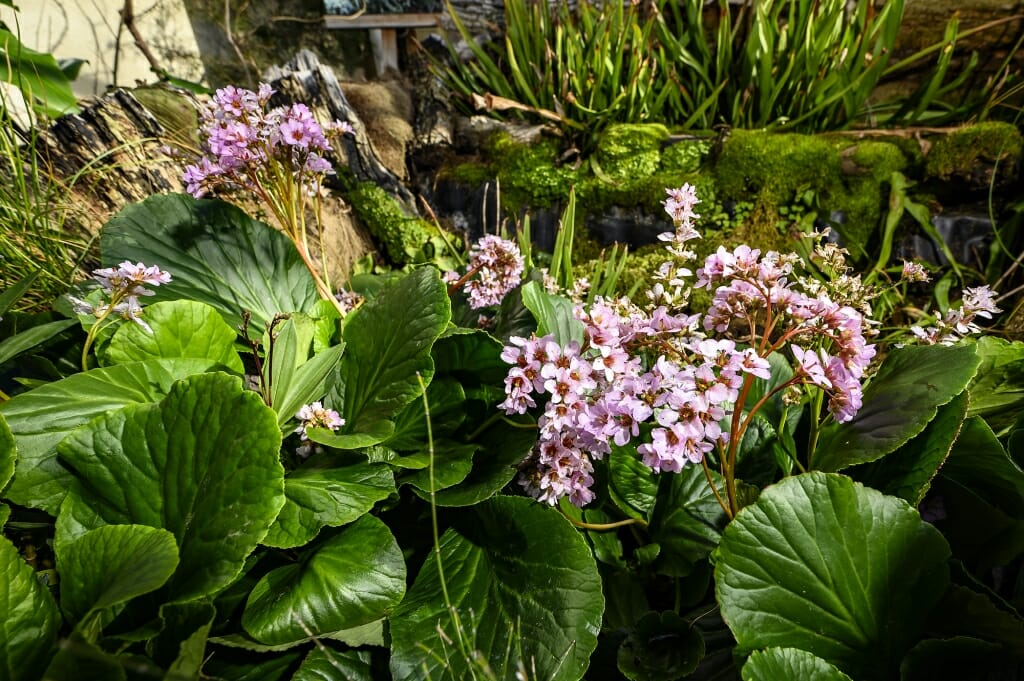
xmin=460 ymin=235 xmax=525 ymax=309
xmin=294 ymin=402 xmax=346 ymax=440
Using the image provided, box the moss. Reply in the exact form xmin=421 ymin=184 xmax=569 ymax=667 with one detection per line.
xmin=347 ymin=183 xmax=450 ymax=267
xmin=595 ymin=124 xmax=670 ymax=182
xmin=444 ymin=161 xmax=494 ymax=186
xmin=848 ymin=141 xmax=909 ymax=183
xmin=714 ymin=129 xmax=842 ymax=204
xmin=925 ymin=121 xmax=1023 ymax=180
xmin=486 ymin=133 xmax=579 ymax=209
xmin=660 ymin=138 xmax=712 ymax=174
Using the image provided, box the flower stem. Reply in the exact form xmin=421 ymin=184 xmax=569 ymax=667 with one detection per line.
xmin=563 ymin=515 xmax=647 ymax=531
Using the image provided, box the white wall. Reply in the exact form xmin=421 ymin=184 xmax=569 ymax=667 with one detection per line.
xmin=1 ymin=0 xmax=205 ymax=98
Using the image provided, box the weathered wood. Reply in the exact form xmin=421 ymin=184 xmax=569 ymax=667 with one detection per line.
xmin=323 ymin=13 xmax=441 ymax=29
xmin=264 ymin=50 xmax=419 ymax=214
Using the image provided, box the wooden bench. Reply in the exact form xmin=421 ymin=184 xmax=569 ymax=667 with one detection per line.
xmin=324 ymin=13 xmax=442 ymax=75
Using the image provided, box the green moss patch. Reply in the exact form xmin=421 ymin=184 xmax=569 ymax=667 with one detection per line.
xmin=347 ymin=183 xmax=451 ymax=267
xmin=925 ymin=122 xmax=1022 ymax=181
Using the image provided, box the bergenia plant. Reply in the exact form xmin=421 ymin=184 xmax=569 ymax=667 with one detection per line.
xmin=69 ymin=260 xmax=171 ymax=369
xmin=181 ymin=84 xmax=353 ymax=314
xmin=499 ymin=184 xmax=879 ymax=517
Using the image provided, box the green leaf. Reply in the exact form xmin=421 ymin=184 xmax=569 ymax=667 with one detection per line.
xmin=403 ymin=441 xmax=477 ymax=492
xmin=103 ymin=300 xmax=243 ymax=373
xmin=939 ymin=416 xmax=1024 ymax=517
xmin=293 ymin=647 xmax=373 ymax=681
xmin=617 ymin=611 xmax=704 ymax=681
xmin=57 ymin=372 xmax=285 ymax=602
xmin=608 ymin=444 xmax=659 ymax=519
xmin=273 ymin=342 xmax=345 ymax=430
xmin=900 ymin=637 xmax=1015 ymax=681
xmin=967 ymin=336 xmax=1024 ymax=432
xmin=390 ymin=496 xmax=604 ymax=681
xmin=432 ymin=328 xmax=508 ymax=385
xmin=41 ymin=636 xmax=127 ymax=681
xmin=814 ymin=344 xmax=980 ymax=472
xmin=0 ymin=319 xmax=76 ymax=368
xmin=263 ymin=460 xmax=396 ymax=549
xmin=332 ymin=267 xmax=451 ymax=430
xmin=56 ymin=525 xmax=178 ymax=628
xmin=243 ymin=515 xmax=406 ymax=646
xmin=712 ymin=472 xmax=951 ymax=679
xmin=306 ymin=419 xmax=394 ymax=450
xmin=0 ymin=535 xmax=60 ymax=681
xmin=0 ymin=358 xmax=219 ymax=514
xmin=100 ymin=194 xmax=319 ymax=333
xmin=521 ymin=280 xmax=584 ymax=345
xmin=648 ymin=465 xmax=727 ymax=577
xmin=741 ymin=648 xmax=853 ymax=681
xmin=387 ymin=378 xmax=466 ymax=450
xmin=0 ymin=28 xmax=80 ymax=117
xmin=853 ymin=390 xmax=969 ymax=504
xmin=0 ymin=272 xmax=39 ymax=316
xmin=430 ymin=419 xmax=537 ymax=507
xmin=0 ymin=414 xmax=13 ymax=494
xmin=203 ymin=651 xmax=302 ymax=681
xmin=928 ymin=582 xmax=1024 ymax=651
xmin=151 ymin=600 xmax=216 ymax=676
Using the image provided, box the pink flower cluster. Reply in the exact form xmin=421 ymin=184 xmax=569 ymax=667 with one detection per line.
xmin=452 ymin=235 xmax=525 ymax=309
xmin=68 ymin=261 xmax=172 ymax=333
xmin=498 ymin=184 xmax=878 ymax=507
xmin=696 ymin=245 xmax=876 ymax=423
xmin=500 ymin=301 xmax=774 ymax=506
xmin=182 ymin=84 xmax=352 ymax=199
xmin=910 ymin=285 xmax=1001 ymax=345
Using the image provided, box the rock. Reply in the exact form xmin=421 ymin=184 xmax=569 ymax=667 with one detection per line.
xmin=340 ymin=81 xmax=415 ymax=181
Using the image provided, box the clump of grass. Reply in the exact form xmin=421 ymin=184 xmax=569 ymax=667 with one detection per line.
xmin=0 ymin=108 xmax=95 ymax=311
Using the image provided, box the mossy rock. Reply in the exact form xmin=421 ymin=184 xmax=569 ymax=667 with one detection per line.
xmin=925 ymin=121 xmax=1022 ymax=184
xmin=660 ymin=138 xmax=713 ymax=174
xmin=346 ymin=183 xmax=455 ymax=268
xmin=486 ymin=132 xmax=579 ymax=209
xmin=714 ymin=129 xmax=843 ymax=203
xmin=594 ymin=124 xmax=670 ymax=182
xmin=844 ymin=140 xmax=910 ymax=183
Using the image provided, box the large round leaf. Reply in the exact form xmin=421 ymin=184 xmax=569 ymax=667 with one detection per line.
xmin=293 ymin=648 xmax=372 ymax=681
xmin=0 ymin=358 xmax=220 ymax=514
xmin=100 ymin=193 xmax=319 ymax=332
xmin=262 ymin=461 xmax=396 ymax=549
xmin=713 ymin=472 xmax=950 ymax=679
xmin=0 ymin=414 xmax=13 ymax=494
xmin=389 ymin=495 xmax=604 ymax=681
xmin=103 ymin=300 xmax=243 ymax=373
xmin=57 ymin=372 xmax=285 ymax=602
xmin=330 ymin=267 xmax=451 ymax=430
xmin=0 ymin=535 xmax=60 ymax=681
xmin=429 ymin=420 xmax=537 ymax=507
xmin=648 ymin=464 xmax=728 ymax=577
xmin=742 ymin=647 xmax=853 ymax=681
xmin=814 ymin=344 xmax=980 ymax=471
xmin=243 ymin=514 xmax=406 ymax=646
xmin=57 ymin=525 xmax=179 ymax=627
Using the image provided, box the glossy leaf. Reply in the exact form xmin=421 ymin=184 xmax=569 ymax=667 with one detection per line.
xmin=390 ymin=495 xmax=604 ymax=681
xmin=608 ymin=444 xmax=659 ymax=520
xmin=741 ymin=648 xmax=853 ymax=681
xmin=0 ymin=535 xmax=60 ymax=681
xmin=100 ymin=194 xmax=319 ymax=332
xmin=430 ymin=419 xmax=537 ymax=507
xmin=332 ymin=267 xmax=451 ymax=430
xmin=853 ymin=390 xmax=969 ymax=504
xmin=0 ymin=319 xmax=76 ymax=368
xmin=263 ymin=461 xmax=396 ymax=549
xmin=521 ymin=280 xmax=584 ymax=345
xmin=939 ymin=416 xmax=1024 ymax=517
xmin=243 ymin=515 xmax=406 ymax=646
xmin=57 ymin=373 xmax=285 ymax=602
xmin=967 ymin=336 xmax=1024 ymax=432
xmin=103 ymin=300 xmax=243 ymax=372
xmin=57 ymin=525 xmax=178 ymax=627
xmin=307 ymin=419 xmax=394 ymax=450
xmin=617 ymin=611 xmax=704 ymax=681
xmin=0 ymin=358 xmax=218 ymax=514
xmin=0 ymin=414 xmax=13 ymax=494
xmin=814 ymin=344 xmax=979 ymax=471
xmin=265 ymin=314 xmax=345 ymax=429
xmin=403 ymin=441 xmax=477 ymax=492
xmin=648 ymin=464 xmax=728 ymax=577
xmin=432 ymin=328 xmax=508 ymax=384
xmin=387 ymin=378 xmax=466 ymax=451
xmin=293 ymin=648 xmax=373 ymax=681
xmin=151 ymin=601 xmax=217 ymax=676
xmin=713 ymin=472 xmax=951 ymax=679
